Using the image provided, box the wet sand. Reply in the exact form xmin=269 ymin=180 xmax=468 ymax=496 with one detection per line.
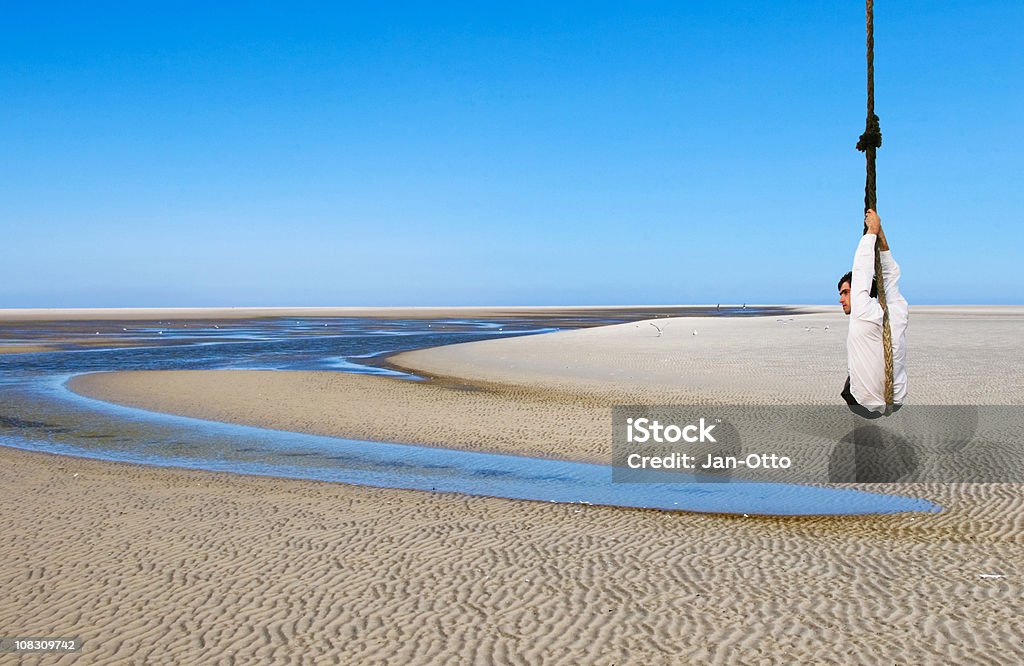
xmin=0 ymin=344 xmax=60 ymax=355
xmin=4 ymin=308 xmax=1024 ymax=662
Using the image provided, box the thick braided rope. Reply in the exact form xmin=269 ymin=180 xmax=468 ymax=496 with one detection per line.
xmin=857 ymin=0 xmax=894 ymax=409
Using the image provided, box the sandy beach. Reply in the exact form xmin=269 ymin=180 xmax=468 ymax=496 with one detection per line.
xmin=68 ymin=307 xmax=1024 ymax=461
xmin=3 ymin=444 xmax=1021 ymax=665
xmin=3 ymin=308 xmax=1023 ymax=663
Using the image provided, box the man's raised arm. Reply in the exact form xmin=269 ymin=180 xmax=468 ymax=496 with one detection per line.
xmin=876 ymin=215 xmax=905 ymax=304
xmin=851 ymin=211 xmax=883 ymax=321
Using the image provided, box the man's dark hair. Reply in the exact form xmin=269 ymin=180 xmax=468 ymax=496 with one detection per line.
xmin=837 ymin=271 xmax=878 ymax=298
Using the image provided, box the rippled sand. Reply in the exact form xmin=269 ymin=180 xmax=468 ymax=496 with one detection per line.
xmin=5 ymin=308 xmax=1024 ymax=663
xmin=2 ymin=446 xmax=1021 ymax=664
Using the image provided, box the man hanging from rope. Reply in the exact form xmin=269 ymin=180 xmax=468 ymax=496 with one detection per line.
xmin=837 ymin=209 xmax=909 ymax=418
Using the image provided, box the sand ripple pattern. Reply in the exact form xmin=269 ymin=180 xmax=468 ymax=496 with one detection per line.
xmin=1 ymin=449 xmax=1021 ymax=664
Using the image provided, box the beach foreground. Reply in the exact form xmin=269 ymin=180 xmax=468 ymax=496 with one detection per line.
xmin=2 ymin=446 xmax=1021 ymax=664
xmin=4 ymin=308 xmax=1024 ymax=663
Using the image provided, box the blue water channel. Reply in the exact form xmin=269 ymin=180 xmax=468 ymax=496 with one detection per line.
xmin=0 ymin=313 xmax=939 ymax=516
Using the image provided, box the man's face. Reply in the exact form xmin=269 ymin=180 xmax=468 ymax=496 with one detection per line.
xmin=838 ymin=281 xmax=851 ymax=315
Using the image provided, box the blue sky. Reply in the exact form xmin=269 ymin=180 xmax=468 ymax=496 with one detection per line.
xmin=2 ymin=1 xmax=1021 ymax=306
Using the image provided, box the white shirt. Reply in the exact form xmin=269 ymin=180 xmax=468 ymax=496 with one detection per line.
xmin=847 ymin=233 xmax=909 ymax=410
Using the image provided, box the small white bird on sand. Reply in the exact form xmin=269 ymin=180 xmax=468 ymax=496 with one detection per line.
xmin=692 ymin=329 xmax=698 ymax=336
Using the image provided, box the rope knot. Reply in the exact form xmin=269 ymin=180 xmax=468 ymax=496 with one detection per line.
xmin=856 ymin=113 xmax=882 ymax=152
